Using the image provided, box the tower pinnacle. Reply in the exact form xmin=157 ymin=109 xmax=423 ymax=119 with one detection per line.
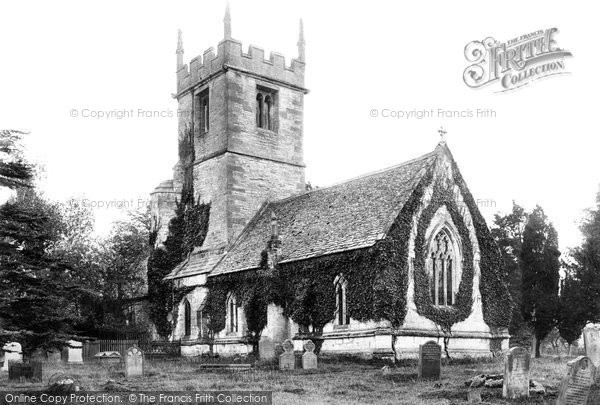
xmin=224 ymin=2 xmax=232 ymax=39
xmin=176 ymin=29 xmax=184 ymax=69
xmin=297 ymin=19 xmax=305 ymax=61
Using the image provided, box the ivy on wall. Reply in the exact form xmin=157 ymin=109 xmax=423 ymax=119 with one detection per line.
xmin=450 ymin=160 xmax=513 ymax=330
xmin=411 ymin=181 xmax=474 ymax=332
xmin=147 ymin=125 xmax=211 ymax=340
xmin=203 ymin=151 xmax=511 ymax=351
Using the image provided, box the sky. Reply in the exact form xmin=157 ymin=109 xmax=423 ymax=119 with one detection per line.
xmin=0 ymin=0 xmax=598 ymax=253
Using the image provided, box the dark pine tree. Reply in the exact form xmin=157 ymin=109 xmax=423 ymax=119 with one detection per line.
xmin=557 ymin=269 xmax=588 ymax=354
xmin=569 ymin=188 xmax=600 ymax=324
xmin=520 ymin=205 xmax=561 ymax=358
xmin=0 ymin=130 xmax=87 ymax=352
xmin=491 ymin=202 xmax=528 ymax=345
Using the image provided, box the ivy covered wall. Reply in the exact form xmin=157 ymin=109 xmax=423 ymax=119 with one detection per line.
xmin=202 ymin=146 xmax=511 ymax=349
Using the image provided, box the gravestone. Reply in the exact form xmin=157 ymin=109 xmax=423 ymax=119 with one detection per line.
xmin=125 ymin=346 xmax=144 ymax=377
xmin=2 ymin=342 xmax=22 ymax=372
xmin=556 ymin=356 xmax=596 ymax=405
xmin=583 ymin=326 xmax=600 ymax=368
xmin=302 ymin=340 xmax=317 ymax=370
xmin=47 ymin=348 xmax=62 ymax=363
xmin=8 ymin=361 xmax=42 ymax=382
xmin=418 ymin=340 xmax=441 ymax=380
xmin=31 ymin=348 xmax=46 ymax=362
xmin=502 ymin=346 xmax=530 ymax=399
xmin=66 ymin=340 xmax=83 ymax=364
xmin=466 ymin=389 xmax=482 ymax=403
xmin=279 ymin=339 xmax=295 ymax=370
xmin=94 ymin=351 xmax=122 ymax=365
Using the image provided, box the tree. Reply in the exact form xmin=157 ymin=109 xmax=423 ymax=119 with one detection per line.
xmin=557 ymin=268 xmax=588 ymax=352
xmin=102 ymin=206 xmax=151 ymax=301
xmin=521 ymin=205 xmax=561 ymax=358
xmin=0 ymin=130 xmax=33 ymax=189
xmin=568 ymin=188 xmax=600 ymax=324
xmin=0 ymin=130 xmax=90 ymax=351
xmin=491 ymin=202 xmax=528 ymax=344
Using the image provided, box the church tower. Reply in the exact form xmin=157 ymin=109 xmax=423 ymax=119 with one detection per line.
xmin=159 ymin=6 xmax=307 ymax=266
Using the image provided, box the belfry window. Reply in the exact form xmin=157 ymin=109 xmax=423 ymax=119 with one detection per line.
xmin=196 ymin=89 xmax=209 ymax=134
xmin=429 ymin=228 xmax=457 ymax=306
xmin=334 ymin=274 xmax=349 ymax=326
xmin=226 ymin=293 xmax=238 ymax=333
xmin=256 ymin=87 xmax=277 ymax=131
xmin=264 ymin=95 xmax=273 ymax=130
xmin=183 ymin=299 xmax=191 ymax=337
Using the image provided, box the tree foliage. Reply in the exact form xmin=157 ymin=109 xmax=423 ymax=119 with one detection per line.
xmin=491 ymin=202 xmax=528 ymax=343
xmin=569 ymin=189 xmax=600 ymax=324
xmin=521 ymin=205 xmax=561 ymax=358
xmin=0 ymin=130 xmax=90 ymax=351
xmin=557 ymin=268 xmax=588 ymax=345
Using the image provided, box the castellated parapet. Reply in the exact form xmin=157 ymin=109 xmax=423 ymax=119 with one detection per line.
xmin=153 ymin=11 xmax=307 ymax=276
xmin=176 ymin=39 xmax=306 ymax=96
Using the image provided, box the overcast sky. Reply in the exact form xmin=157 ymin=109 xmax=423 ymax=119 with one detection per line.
xmin=1 ymin=0 xmax=598 ymax=253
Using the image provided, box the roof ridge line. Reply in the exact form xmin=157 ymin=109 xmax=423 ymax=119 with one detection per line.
xmin=271 ymin=148 xmax=439 ymax=206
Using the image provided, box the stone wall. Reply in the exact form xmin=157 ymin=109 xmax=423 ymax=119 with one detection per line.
xmin=150 ymin=182 xmax=179 ymax=246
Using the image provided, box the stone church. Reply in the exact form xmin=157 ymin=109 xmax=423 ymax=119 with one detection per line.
xmin=150 ymin=6 xmax=511 ymax=359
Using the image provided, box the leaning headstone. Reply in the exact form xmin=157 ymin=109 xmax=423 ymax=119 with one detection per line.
xmin=556 ymin=356 xmax=596 ymax=405
xmin=2 ymin=342 xmax=22 ymax=371
xmin=418 ymin=340 xmax=441 ymax=380
xmin=583 ymin=326 xmax=600 ymax=368
xmin=125 ymin=346 xmax=144 ymax=377
xmin=302 ymin=340 xmax=317 ymax=370
xmin=66 ymin=340 xmax=83 ymax=364
xmin=279 ymin=339 xmax=295 ymax=370
xmin=502 ymin=346 xmax=530 ymax=399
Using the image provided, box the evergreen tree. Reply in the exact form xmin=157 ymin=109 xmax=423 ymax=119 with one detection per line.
xmin=491 ymin=202 xmax=528 ymax=344
xmin=521 ymin=205 xmax=561 ymax=358
xmin=557 ymin=269 xmax=588 ymax=352
xmin=569 ymin=188 xmax=600 ymax=323
xmin=0 ymin=130 xmax=88 ymax=351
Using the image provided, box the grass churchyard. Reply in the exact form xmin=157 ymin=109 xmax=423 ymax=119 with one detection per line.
xmin=2 ymin=354 xmax=599 ymax=404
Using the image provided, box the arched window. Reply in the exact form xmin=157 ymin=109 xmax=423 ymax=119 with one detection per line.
xmin=226 ymin=294 xmax=238 ymax=333
xmin=256 ymin=93 xmax=263 ymax=128
xmin=197 ymin=305 xmax=209 ymax=338
xmin=334 ymin=275 xmax=349 ymax=326
xmin=264 ymin=95 xmax=273 ymax=130
xmin=256 ymin=88 xmax=277 ymax=131
xmin=429 ymin=227 xmax=458 ymax=306
xmin=183 ymin=300 xmax=191 ymax=337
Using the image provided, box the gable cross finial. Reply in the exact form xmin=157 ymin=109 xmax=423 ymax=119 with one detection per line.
xmin=438 ymin=126 xmax=447 ymax=144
